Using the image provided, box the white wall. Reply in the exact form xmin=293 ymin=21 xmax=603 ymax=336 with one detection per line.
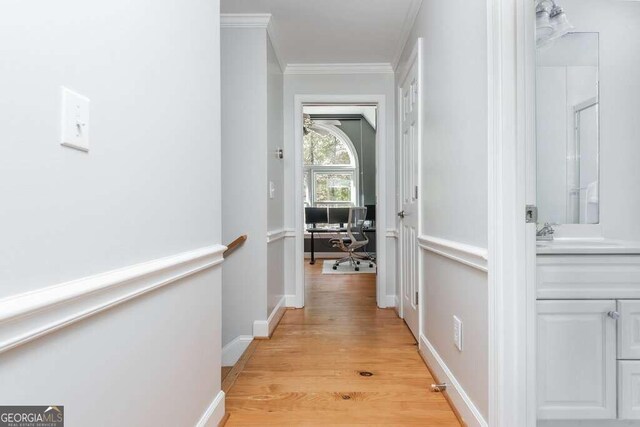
xmin=554 ymin=0 xmax=640 ymax=240
xmin=397 ymin=0 xmax=489 ymax=421
xmin=267 ymin=37 xmax=285 ymax=315
xmin=0 ymin=0 xmax=223 ymax=424
xmin=221 ymin=27 xmax=268 ymax=346
xmin=221 ymin=25 xmax=284 ymax=349
xmin=283 ymin=72 xmax=397 ymax=301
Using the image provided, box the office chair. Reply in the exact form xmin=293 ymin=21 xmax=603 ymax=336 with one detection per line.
xmin=330 ymin=207 xmax=375 ymax=271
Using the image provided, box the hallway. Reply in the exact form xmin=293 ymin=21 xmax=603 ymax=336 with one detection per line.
xmin=224 ymin=263 xmax=461 ymax=425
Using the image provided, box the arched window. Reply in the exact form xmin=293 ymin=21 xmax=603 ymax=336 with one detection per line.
xmin=303 ymin=124 xmax=359 ymax=207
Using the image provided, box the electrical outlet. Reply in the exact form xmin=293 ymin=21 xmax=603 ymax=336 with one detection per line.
xmin=453 ymin=315 xmax=463 ymax=352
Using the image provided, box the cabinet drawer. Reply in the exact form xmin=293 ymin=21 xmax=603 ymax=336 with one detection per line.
xmin=618 ymin=300 xmax=640 ymax=359
xmin=619 ymin=361 xmax=640 ymax=419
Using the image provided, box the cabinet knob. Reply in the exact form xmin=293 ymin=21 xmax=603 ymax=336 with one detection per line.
xmin=608 ymin=311 xmax=620 ymax=320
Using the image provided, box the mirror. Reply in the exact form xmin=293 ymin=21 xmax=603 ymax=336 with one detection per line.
xmin=536 ymin=32 xmax=599 ymax=225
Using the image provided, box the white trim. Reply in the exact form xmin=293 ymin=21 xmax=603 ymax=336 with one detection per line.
xmin=487 ymin=0 xmax=536 ymax=425
xmin=220 ymin=13 xmax=271 ymax=28
xmin=0 ymin=245 xmax=226 ymax=355
xmin=386 ymin=229 xmax=399 ymax=239
xmin=221 ymin=335 xmax=254 ymax=366
xmin=417 ymin=235 xmax=489 ymax=273
xmin=284 ymin=228 xmax=296 ymax=238
xmin=419 ymin=334 xmax=488 ymax=427
xmin=221 ymin=14 xmax=285 ymax=72
xmin=266 ymin=229 xmax=287 ymax=243
xmin=266 ymin=20 xmax=286 ymax=72
xmin=284 ymin=63 xmax=394 ymax=75
xmin=253 ymin=295 xmax=286 ymax=338
xmin=284 ymin=294 xmax=297 ymax=307
xmin=195 ymin=390 xmax=226 ymax=427
xmin=382 ymin=294 xmax=396 ymax=308
xmin=294 ymin=95 xmax=388 ymax=309
xmin=392 ymin=0 xmax=424 ymax=70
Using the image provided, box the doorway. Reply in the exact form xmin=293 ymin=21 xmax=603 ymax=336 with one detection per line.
xmin=301 ymin=105 xmax=379 ymax=298
xmin=293 ymin=96 xmax=388 ymax=309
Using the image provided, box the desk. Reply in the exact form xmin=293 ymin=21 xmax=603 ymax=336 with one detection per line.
xmin=306 ymin=227 xmax=376 ymax=265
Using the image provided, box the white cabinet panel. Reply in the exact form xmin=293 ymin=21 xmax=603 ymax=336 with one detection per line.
xmin=537 ymin=255 xmax=640 ymax=300
xmin=537 ymin=300 xmax=617 ymax=420
xmin=619 ymin=300 xmax=640 ymax=360
xmin=619 ymin=361 xmax=640 ymax=419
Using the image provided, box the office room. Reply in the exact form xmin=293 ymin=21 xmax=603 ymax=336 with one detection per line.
xmin=301 ymin=105 xmax=379 ymax=305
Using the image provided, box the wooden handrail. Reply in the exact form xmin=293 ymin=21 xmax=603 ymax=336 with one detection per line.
xmin=223 ymin=235 xmax=247 ymax=258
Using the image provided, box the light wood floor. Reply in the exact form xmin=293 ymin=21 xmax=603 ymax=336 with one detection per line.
xmin=224 ymin=261 xmax=461 ymax=426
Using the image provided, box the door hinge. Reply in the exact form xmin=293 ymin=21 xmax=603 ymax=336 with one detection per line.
xmin=415 ymin=185 xmax=419 ymax=200
xmin=415 ymin=291 xmax=419 ymax=306
xmin=525 ymin=205 xmax=538 ymax=223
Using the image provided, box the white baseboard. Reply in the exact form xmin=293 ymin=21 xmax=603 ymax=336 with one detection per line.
xmin=253 ymin=295 xmax=286 ymax=338
xmin=380 ymin=294 xmax=396 ymax=308
xmin=284 ymin=294 xmax=298 ymax=308
xmin=419 ymin=333 xmax=488 ymax=427
xmin=221 ymin=335 xmax=253 ymax=366
xmin=195 ymin=390 xmax=225 ymax=427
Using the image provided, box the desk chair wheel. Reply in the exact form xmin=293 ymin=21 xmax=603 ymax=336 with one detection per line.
xmin=369 ymin=263 xmax=374 ymax=268
xmin=355 ymin=267 xmax=360 ymax=271
xmin=332 ymin=265 xmax=337 ymax=270
xmin=356 ymin=260 xmax=360 ymax=265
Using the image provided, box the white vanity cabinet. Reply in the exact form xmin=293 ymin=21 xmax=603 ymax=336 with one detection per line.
xmin=537 ymin=253 xmax=640 ymax=422
xmin=537 ymin=300 xmax=617 ymax=419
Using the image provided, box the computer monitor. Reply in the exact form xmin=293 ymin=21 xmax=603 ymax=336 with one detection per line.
xmin=305 ymin=207 xmax=328 ymax=227
xmin=365 ymin=204 xmax=376 ymax=222
xmin=328 ymin=207 xmax=350 ymax=226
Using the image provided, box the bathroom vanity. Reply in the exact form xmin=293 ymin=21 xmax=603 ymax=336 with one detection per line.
xmin=537 ymin=240 xmax=640 ymax=423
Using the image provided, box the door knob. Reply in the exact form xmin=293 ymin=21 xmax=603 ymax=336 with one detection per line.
xmin=397 ymin=210 xmax=405 ymax=219
xmin=608 ymin=311 xmax=620 ymax=320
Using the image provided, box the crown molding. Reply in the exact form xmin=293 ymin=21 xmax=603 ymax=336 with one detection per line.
xmin=220 ymin=13 xmax=272 ymax=28
xmin=284 ymin=63 xmax=394 ymax=75
xmin=392 ymin=0 xmax=424 ymax=70
xmin=220 ymin=13 xmax=286 ymax=72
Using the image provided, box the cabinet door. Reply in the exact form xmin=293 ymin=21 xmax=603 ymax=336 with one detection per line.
xmin=618 ymin=300 xmax=640 ymax=359
xmin=537 ymin=300 xmax=617 ymax=420
xmin=619 ymin=361 xmax=640 ymax=419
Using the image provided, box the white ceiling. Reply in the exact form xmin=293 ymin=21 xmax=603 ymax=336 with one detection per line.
xmin=220 ymin=0 xmax=421 ymax=66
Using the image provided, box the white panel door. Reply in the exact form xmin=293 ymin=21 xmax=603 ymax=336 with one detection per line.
xmin=618 ymin=300 xmax=640 ymax=359
xmin=398 ymin=41 xmax=421 ymax=340
xmin=537 ymin=300 xmax=617 ymax=420
xmin=619 ymin=361 xmax=640 ymax=420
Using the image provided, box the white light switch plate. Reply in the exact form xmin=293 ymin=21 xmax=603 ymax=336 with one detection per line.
xmin=453 ymin=315 xmax=463 ymax=351
xmin=61 ymin=87 xmax=90 ymax=152
xmin=269 ymin=181 xmax=275 ymax=199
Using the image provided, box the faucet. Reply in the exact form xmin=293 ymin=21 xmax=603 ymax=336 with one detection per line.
xmin=537 ymin=223 xmax=556 ymax=241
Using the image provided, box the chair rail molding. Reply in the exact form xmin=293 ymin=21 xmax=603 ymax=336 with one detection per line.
xmin=266 ymin=229 xmax=288 ymax=243
xmin=0 ymin=244 xmax=226 ymax=354
xmin=417 ymin=235 xmax=488 ymax=272
xmin=386 ymin=229 xmax=399 ymax=239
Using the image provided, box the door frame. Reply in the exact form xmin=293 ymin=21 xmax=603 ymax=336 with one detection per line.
xmin=293 ymin=94 xmax=388 ymax=309
xmin=487 ymin=0 xmax=537 ymax=425
xmin=396 ymin=37 xmax=423 ymax=337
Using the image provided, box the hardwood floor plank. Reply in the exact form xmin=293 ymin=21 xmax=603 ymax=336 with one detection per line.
xmin=224 ymin=262 xmax=460 ymax=426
